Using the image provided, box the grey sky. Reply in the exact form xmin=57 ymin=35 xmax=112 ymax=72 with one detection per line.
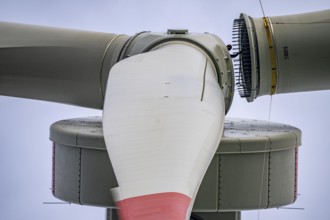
xmin=0 ymin=0 xmax=330 ymax=219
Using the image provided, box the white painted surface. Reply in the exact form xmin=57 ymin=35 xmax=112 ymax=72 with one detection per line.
xmin=103 ymin=43 xmax=225 ymax=204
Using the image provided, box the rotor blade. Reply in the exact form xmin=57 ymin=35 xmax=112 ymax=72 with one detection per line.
xmin=103 ymin=43 xmax=225 ymax=220
xmin=0 ymin=22 xmax=129 ymax=108
xmin=232 ymin=9 xmax=330 ymax=101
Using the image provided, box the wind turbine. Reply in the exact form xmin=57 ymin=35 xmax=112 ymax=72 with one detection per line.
xmin=0 ymin=6 xmax=329 ymax=220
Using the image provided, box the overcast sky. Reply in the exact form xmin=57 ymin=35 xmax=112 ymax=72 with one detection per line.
xmin=0 ymin=1 xmax=330 ymax=220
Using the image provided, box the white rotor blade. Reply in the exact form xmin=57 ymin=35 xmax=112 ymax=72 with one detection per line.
xmin=103 ymin=43 xmax=225 ymax=220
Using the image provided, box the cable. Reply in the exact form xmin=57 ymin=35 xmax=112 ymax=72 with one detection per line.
xmin=256 ymin=2 xmax=272 ymax=219
xmin=258 ymin=0 xmax=266 ymax=17
xmin=257 ymin=95 xmax=273 ymax=220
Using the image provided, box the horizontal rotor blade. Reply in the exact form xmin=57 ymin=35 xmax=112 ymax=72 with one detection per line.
xmin=0 ymin=22 xmax=129 ymax=108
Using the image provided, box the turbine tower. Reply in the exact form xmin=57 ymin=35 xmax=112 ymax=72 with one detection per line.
xmin=0 ymin=9 xmax=329 ymax=220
